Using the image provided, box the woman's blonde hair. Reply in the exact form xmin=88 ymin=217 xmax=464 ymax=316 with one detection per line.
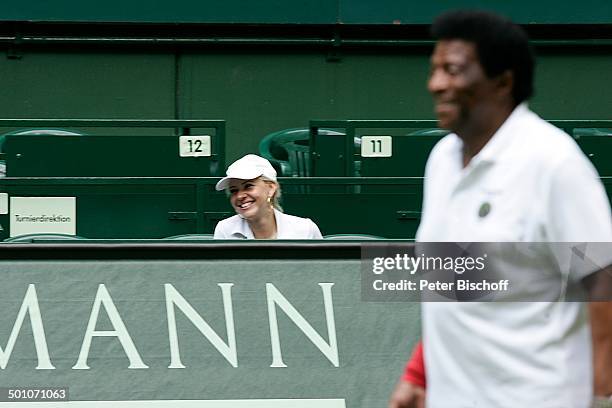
xmin=261 ymin=176 xmax=283 ymax=212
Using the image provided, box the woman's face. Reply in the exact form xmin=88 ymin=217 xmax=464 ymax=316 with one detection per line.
xmin=228 ymin=177 xmax=277 ymax=220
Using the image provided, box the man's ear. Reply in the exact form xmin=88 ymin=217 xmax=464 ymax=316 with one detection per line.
xmin=496 ymin=70 xmax=514 ymax=99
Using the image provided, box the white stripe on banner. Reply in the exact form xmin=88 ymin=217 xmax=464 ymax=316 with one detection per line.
xmin=0 ymin=399 xmax=346 ymax=408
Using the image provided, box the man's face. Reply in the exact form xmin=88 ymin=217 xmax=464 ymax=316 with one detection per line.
xmin=427 ymin=40 xmax=500 ymax=133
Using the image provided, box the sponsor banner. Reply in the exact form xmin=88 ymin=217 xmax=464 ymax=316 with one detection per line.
xmin=0 ymin=398 xmax=345 ymax=407
xmin=0 ymin=259 xmax=419 ymax=406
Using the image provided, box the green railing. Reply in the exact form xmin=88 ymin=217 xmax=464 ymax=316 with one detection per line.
xmin=1 ymin=176 xmax=609 ymax=240
xmin=0 ymin=177 xmax=423 ymax=240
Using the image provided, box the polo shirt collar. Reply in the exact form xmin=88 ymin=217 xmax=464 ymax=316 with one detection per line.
xmin=445 ymin=103 xmax=529 ymax=193
xmin=448 ymin=103 xmax=529 ymax=172
xmin=471 ymin=102 xmax=528 ymax=165
xmin=226 ymin=208 xmax=282 ymax=239
xmin=274 ymin=209 xmax=286 ymax=238
xmin=231 ymin=215 xmax=254 ymax=239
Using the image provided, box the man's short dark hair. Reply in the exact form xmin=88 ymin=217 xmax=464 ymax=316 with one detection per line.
xmin=431 ymin=9 xmax=535 ymax=105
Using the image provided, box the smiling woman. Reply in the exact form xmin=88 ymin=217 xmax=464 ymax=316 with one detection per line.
xmin=213 ymin=154 xmax=323 ymax=239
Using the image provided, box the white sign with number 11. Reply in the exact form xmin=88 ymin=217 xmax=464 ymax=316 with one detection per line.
xmin=361 ymin=136 xmax=392 ymax=157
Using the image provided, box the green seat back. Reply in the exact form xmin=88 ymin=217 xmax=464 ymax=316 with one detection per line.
xmin=259 ymin=128 xmax=344 ymax=176
xmin=573 ymin=128 xmax=612 ymax=176
xmin=360 ymin=129 xmax=447 ymax=177
xmin=324 ymin=234 xmax=385 ymax=240
xmin=163 ymin=234 xmax=215 ymax=240
xmin=3 ymin=134 xmax=220 ymax=177
xmin=3 ymin=233 xmax=85 ymax=242
xmin=0 ymin=128 xmax=85 ymax=177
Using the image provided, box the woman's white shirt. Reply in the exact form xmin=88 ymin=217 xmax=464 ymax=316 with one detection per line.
xmin=213 ymin=209 xmax=322 ymax=239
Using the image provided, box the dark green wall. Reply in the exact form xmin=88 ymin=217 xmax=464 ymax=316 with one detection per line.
xmin=339 ymin=0 xmax=612 ymax=24
xmin=531 ymin=52 xmax=612 ymax=119
xmin=0 ymin=51 xmax=175 ymax=119
xmin=179 ymin=50 xmax=432 ymax=160
xmin=3 ymin=0 xmax=612 ymax=23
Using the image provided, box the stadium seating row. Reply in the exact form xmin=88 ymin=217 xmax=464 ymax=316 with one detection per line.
xmin=1 ymin=119 xmax=610 ymax=178
xmin=0 ymin=119 xmax=609 ymax=239
xmin=302 ymin=120 xmax=611 ymax=177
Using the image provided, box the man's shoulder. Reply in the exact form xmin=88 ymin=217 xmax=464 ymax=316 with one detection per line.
xmin=428 ymin=133 xmax=460 ymax=159
xmin=518 ymin=108 xmax=565 ymax=139
xmin=515 ymin=109 xmax=585 ymax=164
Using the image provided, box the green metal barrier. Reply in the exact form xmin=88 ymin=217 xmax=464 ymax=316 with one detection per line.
xmin=0 ymin=176 xmax=609 ymax=240
xmin=0 ymin=177 xmax=423 ymax=240
xmin=0 ymin=119 xmax=226 ymax=177
xmin=0 ymin=178 xmax=229 ymax=240
xmin=310 ymin=120 xmax=612 ymax=177
xmin=282 ymin=178 xmax=423 ymax=238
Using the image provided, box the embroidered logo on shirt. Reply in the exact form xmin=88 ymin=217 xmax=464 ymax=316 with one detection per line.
xmin=478 ymin=202 xmax=491 ymax=218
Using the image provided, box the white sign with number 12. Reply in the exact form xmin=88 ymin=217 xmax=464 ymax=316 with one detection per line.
xmin=179 ymin=135 xmax=211 ymax=157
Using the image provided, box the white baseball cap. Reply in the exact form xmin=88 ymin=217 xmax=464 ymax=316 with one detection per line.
xmin=215 ymin=154 xmax=277 ymax=191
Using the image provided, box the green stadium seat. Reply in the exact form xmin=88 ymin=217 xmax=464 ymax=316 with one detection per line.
xmin=573 ymin=128 xmax=612 ymax=137
xmin=0 ymin=128 xmax=85 ymax=177
xmin=408 ymin=128 xmax=450 ymax=137
xmin=3 ymin=233 xmax=86 ymax=243
xmin=2 ymin=134 xmax=221 ymax=177
xmin=573 ymin=128 xmax=612 ymax=176
xmin=324 ymin=233 xmax=385 ymax=240
xmin=259 ymin=128 xmax=345 ymax=176
xmin=163 ymin=234 xmax=215 ymax=240
xmin=2 ymin=129 xmax=84 ymax=137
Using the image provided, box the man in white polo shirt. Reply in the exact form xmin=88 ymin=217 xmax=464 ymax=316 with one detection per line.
xmin=389 ymin=9 xmax=612 ymax=408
